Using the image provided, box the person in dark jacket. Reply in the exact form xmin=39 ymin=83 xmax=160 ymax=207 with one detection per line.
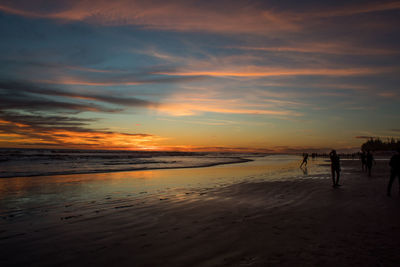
xmin=329 ymin=150 xmax=341 ymax=187
xmin=366 ymin=150 xmax=375 ymax=176
xmin=300 ymin=153 xmax=309 ymax=168
xmin=387 ymin=149 xmax=400 ymax=196
xmin=360 ymin=151 xmax=367 ymax=171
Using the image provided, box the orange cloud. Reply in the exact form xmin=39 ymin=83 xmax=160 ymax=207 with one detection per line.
xmin=48 ymin=130 xmax=161 ymax=149
xmin=139 ymin=49 xmax=395 ymax=78
xmin=2 ymin=1 xmax=399 ymax=35
xmin=308 ymin=1 xmax=400 ymax=18
xmin=155 ymin=66 xmax=387 ymax=78
xmin=0 ymin=1 xmax=298 ymax=34
xmin=0 ymin=119 xmax=29 ymax=128
xmin=0 ymin=119 xmax=164 ymax=150
xmin=158 ymin=103 xmax=300 ymax=116
xmin=378 ymin=92 xmax=398 ymax=98
xmin=154 ymin=90 xmax=303 ymax=117
xmin=230 ymin=43 xmax=400 ymax=56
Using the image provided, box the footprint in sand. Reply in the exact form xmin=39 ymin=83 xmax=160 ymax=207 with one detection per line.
xmin=239 ymin=256 xmax=258 ymax=266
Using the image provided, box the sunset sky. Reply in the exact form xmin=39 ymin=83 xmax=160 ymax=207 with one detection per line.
xmin=0 ymin=0 xmax=399 ymax=152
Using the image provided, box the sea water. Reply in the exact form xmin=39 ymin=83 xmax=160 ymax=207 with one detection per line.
xmin=0 ymin=152 xmax=331 ymax=220
xmin=0 ymin=148 xmax=252 ymax=178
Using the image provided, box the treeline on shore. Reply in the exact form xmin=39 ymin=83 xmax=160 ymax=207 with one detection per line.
xmin=361 ymin=138 xmax=400 ymax=152
xmin=302 ymin=138 xmax=400 ymax=159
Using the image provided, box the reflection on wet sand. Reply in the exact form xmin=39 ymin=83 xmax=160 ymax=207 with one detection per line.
xmin=2 ymin=158 xmax=400 ymax=266
xmin=0 ymin=155 xmax=327 ymax=216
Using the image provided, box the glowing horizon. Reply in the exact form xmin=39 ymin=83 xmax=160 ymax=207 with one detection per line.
xmin=0 ymin=0 xmax=399 ymax=153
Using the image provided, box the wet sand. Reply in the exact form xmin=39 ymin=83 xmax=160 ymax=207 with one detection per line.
xmin=1 ymin=159 xmax=400 ymax=266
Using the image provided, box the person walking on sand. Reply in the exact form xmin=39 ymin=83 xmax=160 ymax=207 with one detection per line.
xmin=360 ymin=151 xmax=367 ymax=171
xmin=366 ymin=150 xmax=375 ymax=176
xmin=387 ymin=148 xmax=400 ymax=196
xmin=300 ymin=153 xmax=309 ymax=168
xmin=329 ymin=150 xmax=341 ymax=187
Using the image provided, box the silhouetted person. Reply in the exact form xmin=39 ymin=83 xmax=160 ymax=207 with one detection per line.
xmin=360 ymin=151 xmax=367 ymax=171
xmin=300 ymin=153 xmax=309 ymax=168
xmin=387 ymin=149 xmax=400 ymax=196
xmin=329 ymin=150 xmax=341 ymax=187
xmin=366 ymin=150 xmax=375 ymax=176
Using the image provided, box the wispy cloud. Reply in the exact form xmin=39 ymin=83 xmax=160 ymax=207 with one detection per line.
xmin=0 ymin=110 xmax=162 ymax=149
xmin=0 ymin=0 xmax=399 ymax=151
xmin=304 ymin=1 xmax=400 ymax=18
xmin=137 ymin=48 xmax=396 ymax=78
xmin=0 ymin=0 xmax=298 ymax=34
xmin=0 ymin=80 xmax=158 ymax=111
xmin=158 ymin=118 xmax=238 ymax=126
xmin=37 ymin=75 xmax=203 ymax=86
xmin=0 ymin=80 xmax=165 ymax=149
xmin=2 ymin=0 xmax=399 ymax=35
xmin=155 ymin=66 xmax=390 ymax=78
xmin=378 ymin=91 xmax=399 ymax=98
xmin=158 ymin=103 xmax=301 ymax=117
xmin=229 ymin=43 xmax=400 ymax=56
xmin=155 ymin=88 xmax=303 ymax=117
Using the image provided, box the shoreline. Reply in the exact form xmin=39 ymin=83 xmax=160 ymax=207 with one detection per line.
xmin=0 ymin=157 xmax=253 ymax=179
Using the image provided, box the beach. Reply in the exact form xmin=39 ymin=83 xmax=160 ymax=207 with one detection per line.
xmin=2 ymin=1 xmax=400 ymax=266
xmin=1 ymin=156 xmax=400 ymax=266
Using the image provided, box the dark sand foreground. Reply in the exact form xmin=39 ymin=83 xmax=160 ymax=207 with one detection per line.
xmin=1 ymin=160 xmax=400 ymax=266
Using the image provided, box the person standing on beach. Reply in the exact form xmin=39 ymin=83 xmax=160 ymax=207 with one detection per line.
xmin=366 ymin=150 xmax=375 ymax=176
xmin=329 ymin=150 xmax=341 ymax=187
xmin=387 ymin=149 xmax=400 ymax=196
xmin=300 ymin=153 xmax=308 ymax=168
xmin=360 ymin=151 xmax=367 ymax=171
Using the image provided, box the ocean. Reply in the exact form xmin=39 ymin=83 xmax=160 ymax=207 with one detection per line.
xmin=0 ymin=148 xmax=254 ymax=178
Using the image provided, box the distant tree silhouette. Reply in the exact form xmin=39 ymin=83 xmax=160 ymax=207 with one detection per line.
xmin=361 ymin=138 xmax=400 ymax=152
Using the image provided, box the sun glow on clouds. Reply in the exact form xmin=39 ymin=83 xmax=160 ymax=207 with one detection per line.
xmin=155 ymin=67 xmax=386 ymax=78
xmin=157 ymin=103 xmax=300 ymax=117
xmin=0 ymin=0 xmax=400 ymax=151
xmin=156 ymin=91 xmax=303 ymax=117
xmin=2 ymin=1 xmax=400 ymax=34
xmin=229 ymin=44 xmax=400 ymax=56
xmin=0 ymin=119 xmax=164 ymax=150
xmin=0 ymin=1 xmax=298 ymax=34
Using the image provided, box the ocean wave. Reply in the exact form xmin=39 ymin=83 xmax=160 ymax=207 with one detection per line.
xmin=0 ymin=148 xmax=255 ymax=178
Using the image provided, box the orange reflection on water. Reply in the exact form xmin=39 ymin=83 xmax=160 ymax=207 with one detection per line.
xmin=1 ymin=155 xmax=328 ymax=214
